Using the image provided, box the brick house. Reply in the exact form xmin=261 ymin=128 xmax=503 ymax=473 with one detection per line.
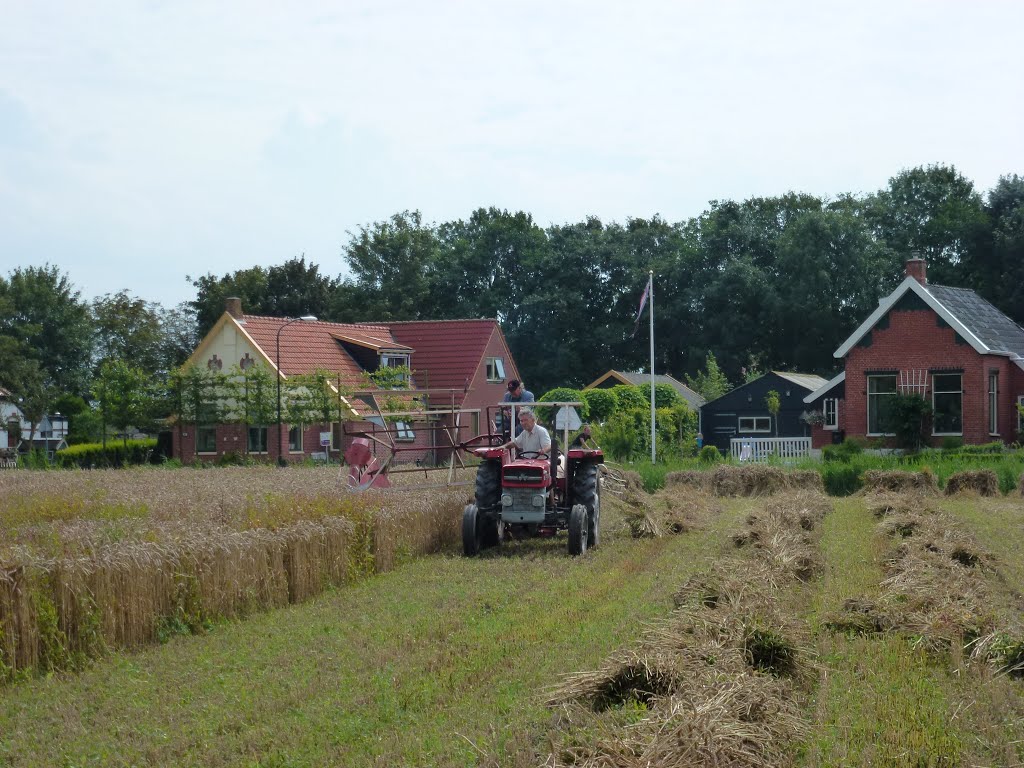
xmin=173 ymin=298 xmax=520 ymax=464
xmin=805 ymin=258 xmax=1024 ymax=448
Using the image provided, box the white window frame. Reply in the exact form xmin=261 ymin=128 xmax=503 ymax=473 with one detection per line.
xmin=738 ymin=416 xmax=771 ymax=433
xmin=867 ymin=374 xmax=897 ymax=436
xmin=380 ymin=353 xmax=410 ymax=369
xmin=823 ymin=398 xmax=838 ymax=430
xmin=288 ymin=424 xmax=303 ymax=453
xmin=485 ymin=357 xmax=506 ymax=382
xmin=932 ymin=373 xmax=963 ymax=436
xmin=989 ymin=372 xmax=999 ymax=435
xmin=248 ymin=425 xmax=269 ymax=453
xmin=196 ymin=426 xmax=218 ymax=454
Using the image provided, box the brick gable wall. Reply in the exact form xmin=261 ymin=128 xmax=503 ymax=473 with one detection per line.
xmin=841 ymin=306 xmax=1021 ymax=446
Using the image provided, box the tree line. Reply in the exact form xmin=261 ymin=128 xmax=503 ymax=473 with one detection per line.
xmin=2 ymin=163 xmax=1021 ymax=445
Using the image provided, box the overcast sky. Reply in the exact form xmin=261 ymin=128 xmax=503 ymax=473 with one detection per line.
xmin=1 ymin=0 xmax=1022 ymax=309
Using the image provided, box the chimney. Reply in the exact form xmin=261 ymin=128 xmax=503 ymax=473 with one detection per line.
xmin=225 ymin=296 xmax=243 ymax=318
xmin=905 ymin=257 xmax=927 ymax=285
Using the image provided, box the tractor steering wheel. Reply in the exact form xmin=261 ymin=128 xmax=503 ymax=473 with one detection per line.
xmin=517 ymin=450 xmax=549 ymax=459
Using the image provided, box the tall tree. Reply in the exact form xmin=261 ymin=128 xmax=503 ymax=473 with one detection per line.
xmin=263 ymin=255 xmax=337 ymax=320
xmin=0 ymin=265 xmax=94 ymax=396
xmin=92 ymin=359 xmax=157 ymax=446
xmin=92 ymin=291 xmax=166 ymax=374
xmin=189 ymin=266 xmax=269 ymax=336
xmin=339 ymin=211 xmax=440 ymax=320
xmin=867 ymin=164 xmax=988 ymax=285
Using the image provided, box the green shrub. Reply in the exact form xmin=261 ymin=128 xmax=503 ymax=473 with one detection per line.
xmin=820 ymin=462 xmax=863 ymax=496
xmin=699 ymin=445 xmax=722 ymax=464
xmin=581 ymin=389 xmax=618 ymax=423
xmin=890 ymin=393 xmax=932 ymax=451
xmin=55 ymin=439 xmax=158 ymax=469
xmin=941 ymin=436 xmax=964 ymax=451
xmin=822 ymin=437 xmax=865 ymax=464
xmin=610 ymin=385 xmax=647 ymax=412
xmin=536 ymin=388 xmax=590 ymax=425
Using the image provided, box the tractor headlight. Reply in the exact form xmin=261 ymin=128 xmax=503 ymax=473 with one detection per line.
xmin=532 ymin=494 xmax=545 ymax=507
xmin=501 ymin=494 xmax=513 ymax=506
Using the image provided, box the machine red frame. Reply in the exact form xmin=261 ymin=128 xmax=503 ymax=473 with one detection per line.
xmin=342 ymin=395 xmax=588 ymax=492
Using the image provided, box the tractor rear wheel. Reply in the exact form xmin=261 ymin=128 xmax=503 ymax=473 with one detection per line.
xmin=475 ymin=460 xmax=501 ymax=510
xmin=573 ymin=462 xmax=601 ymax=549
xmin=568 ymin=503 xmax=589 ymax=556
xmin=462 ymin=503 xmax=483 ymax=556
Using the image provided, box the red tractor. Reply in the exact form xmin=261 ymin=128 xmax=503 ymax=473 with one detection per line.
xmin=460 ymin=404 xmax=603 ymax=557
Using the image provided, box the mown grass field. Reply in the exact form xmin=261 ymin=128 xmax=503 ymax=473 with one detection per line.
xmin=2 ymin=467 xmax=1024 ymax=767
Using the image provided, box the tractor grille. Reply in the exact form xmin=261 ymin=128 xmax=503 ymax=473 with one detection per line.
xmin=503 ymin=467 xmax=544 ymax=485
xmin=506 ymin=487 xmax=542 ymax=511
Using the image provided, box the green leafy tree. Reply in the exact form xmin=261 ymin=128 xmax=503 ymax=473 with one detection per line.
xmin=867 ymin=164 xmax=988 ymax=285
xmin=765 ymin=390 xmax=781 ymax=437
xmin=340 ymin=211 xmax=440 ymax=321
xmin=581 ymin=389 xmax=618 ymax=424
xmin=92 ymin=291 xmax=166 ymax=374
xmin=188 ymin=266 xmax=269 ymax=336
xmin=92 ymin=360 xmax=158 ymax=447
xmin=609 ymin=384 xmax=647 ymax=412
xmin=536 ymin=387 xmax=590 ymax=433
xmin=285 ymin=368 xmax=348 ymax=427
xmin=0 ymin=265 xmax=94 ymax=396
xmin=686 ymin=353 xmax=732 ymax=402
xmin=168 ymin=366 xmax=229 ymax=462
xmin=225 ymin=363 xmax=277 ymax=455
xmin=889 ymin=393 xmax=933 ymax=452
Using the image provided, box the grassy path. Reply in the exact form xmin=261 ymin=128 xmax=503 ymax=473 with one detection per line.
xmin=0 ymin=505 xmax=745 ymax=768
xmin=800 ymin=496 xmax=1024 ymax=767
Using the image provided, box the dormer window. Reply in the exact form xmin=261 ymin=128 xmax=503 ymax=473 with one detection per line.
xmin=380 ymin=353 xmax=410 ymax=369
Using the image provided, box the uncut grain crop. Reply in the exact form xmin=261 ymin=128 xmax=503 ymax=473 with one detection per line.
xmin=0 ymin=466 xmax=467 ymax=681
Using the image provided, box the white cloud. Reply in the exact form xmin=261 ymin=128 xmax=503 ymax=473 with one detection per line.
xmin=0 ymin=0 xmax=1021 ymax=304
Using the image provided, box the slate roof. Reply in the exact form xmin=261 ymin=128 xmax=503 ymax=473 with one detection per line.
xmin=925 ymin=284 xmax=1024 ymax=357
xmin=835 ymin=276 xmax=1024 ymax=364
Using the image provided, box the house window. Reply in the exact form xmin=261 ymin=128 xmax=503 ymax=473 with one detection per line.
xmin=932 ymin=373 xmax=963 ymax=435
xmin=1017 ymin=395 xmax=1024 ymax=436
xmin=867 ymin=374 xmax=897 ymax=435
xmin=248 ymin=425 xmax=269 ymax=453
xmin=738 ymin=416 xmax=771 ymax=433
xmin=197 ymin=426 xmax=217 ymax=453
xmin=378 ymin=353 xmax=410 ymax=386
xmin=368 ymin=415 xmax=414 ymax=442
xmin=486 ymin=357 xmax=506 ymax=382
xmin=989 ymin=372 xmax=999 ymax=435
xmin=823 ymin=399 xmax=838 ymax=430
xmin=289 ymin=424 xmax=303 ymax=452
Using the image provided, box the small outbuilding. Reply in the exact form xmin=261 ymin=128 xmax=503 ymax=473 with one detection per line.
xmin=699 ymin=371 xmax=827 ymax=454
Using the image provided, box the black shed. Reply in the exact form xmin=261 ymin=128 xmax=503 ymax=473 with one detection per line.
xmin=699 ymin=371 xmax=827 ymax=454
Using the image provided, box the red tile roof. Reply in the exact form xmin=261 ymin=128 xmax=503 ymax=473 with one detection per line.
xmin=237 ymin=315 xmax=500 ymax=399
xmin=389 ymin=319 xmax=499 ymax=392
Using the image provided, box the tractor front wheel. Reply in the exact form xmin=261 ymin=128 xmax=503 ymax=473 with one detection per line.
xmin=568 ymin=503 xmax=589 ymax=556
xmin=462 ymin=503 xmax=483 ymax=556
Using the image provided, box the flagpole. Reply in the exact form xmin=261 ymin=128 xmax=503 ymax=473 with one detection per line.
xmin=649 ymin=271 xmax=655 ymax=464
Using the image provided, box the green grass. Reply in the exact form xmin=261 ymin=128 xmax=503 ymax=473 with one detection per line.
xmin=799 ymin=495 xmax=1024 ymax=767
xmin=0 ymin=507 xmax=744 ymax=768
xmin=4 ymin=491 xmax=1024 ymax=767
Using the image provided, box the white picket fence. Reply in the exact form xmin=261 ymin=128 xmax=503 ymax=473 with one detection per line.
xmin=730 ymin=437 xmax=811 ymax=462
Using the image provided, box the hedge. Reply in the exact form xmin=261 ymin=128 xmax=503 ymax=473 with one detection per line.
xmin=55 ymin=439 xmax=159 ymax=469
